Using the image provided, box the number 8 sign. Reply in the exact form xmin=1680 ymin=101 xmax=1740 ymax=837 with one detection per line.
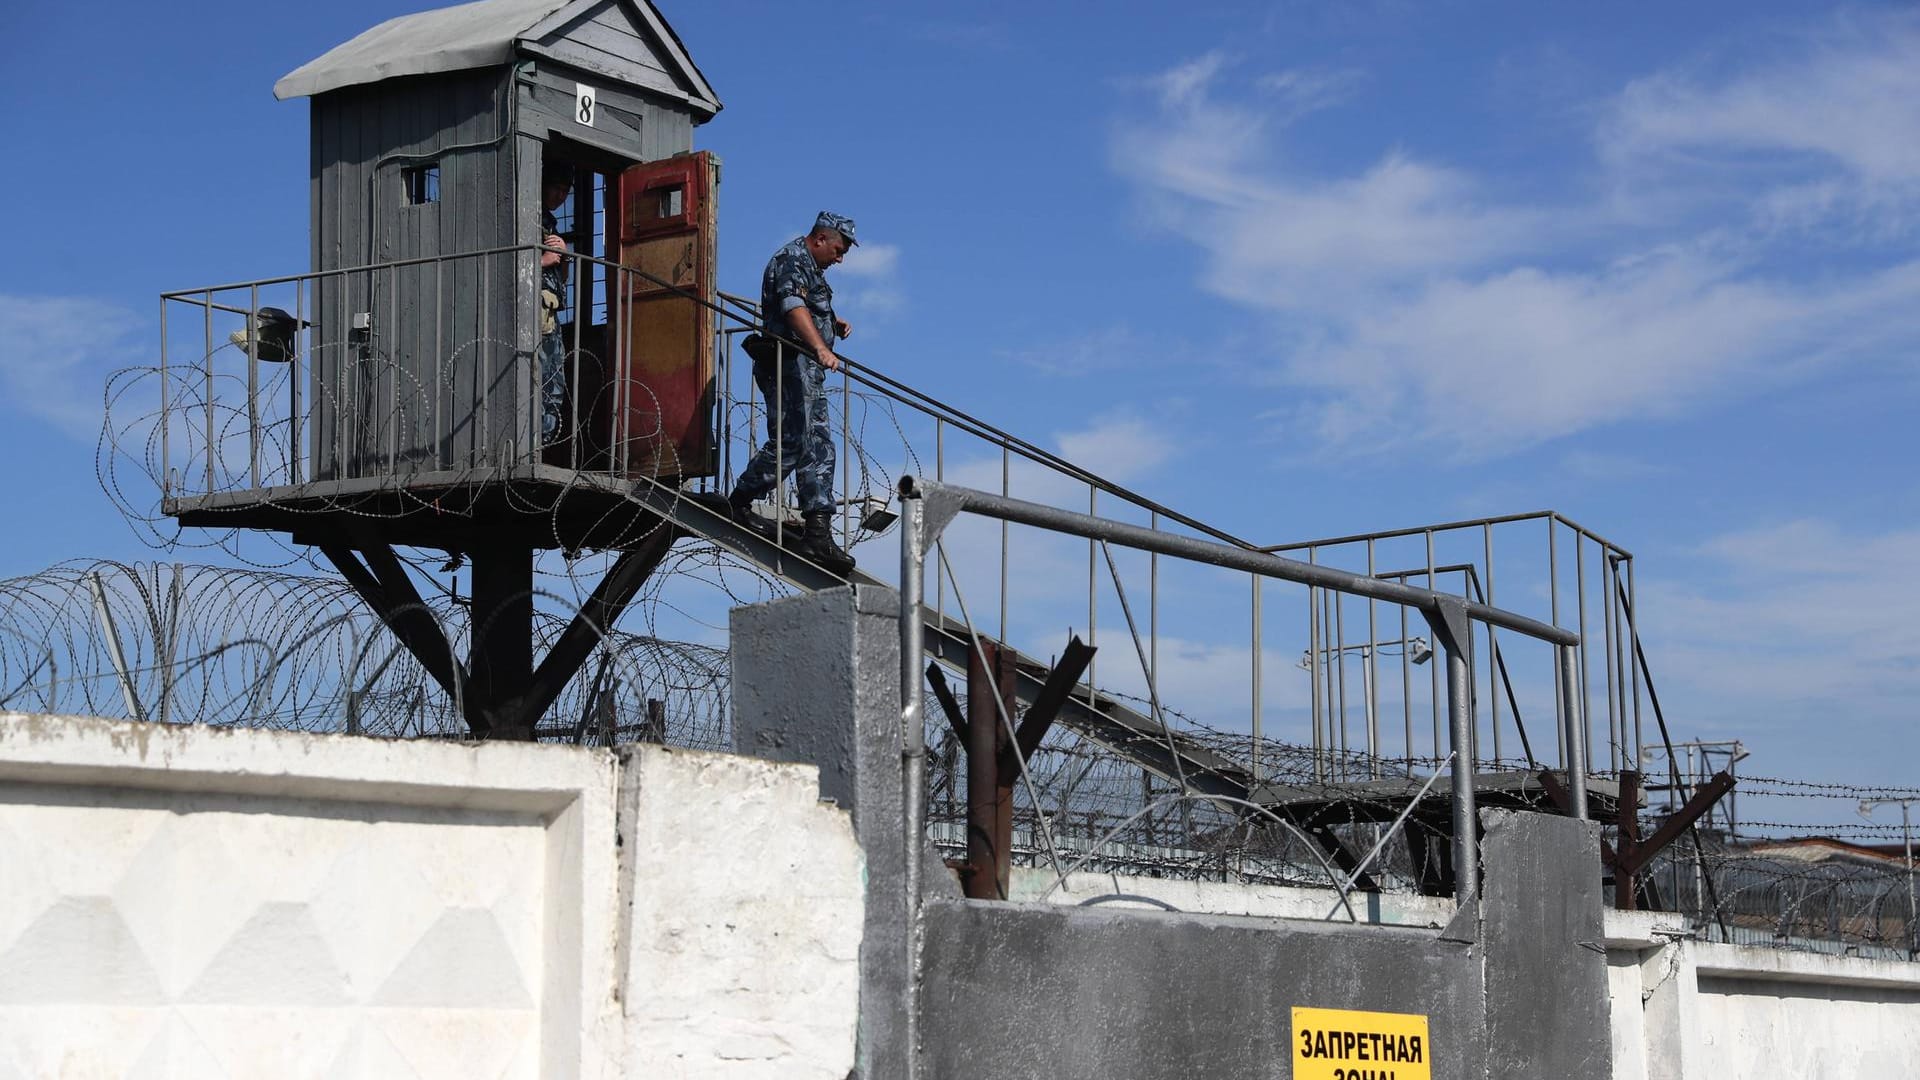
xmin=575 ymin=83 xmax=596 ymax=127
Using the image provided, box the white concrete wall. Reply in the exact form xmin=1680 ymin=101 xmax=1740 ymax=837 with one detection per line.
xmin=0 ymin=713 xmax=863 ymax=1080
xmin=618 ymin=747 xmax=862 ymax=1079
xmin=1605 ymin=910 xmax=1920 ymax=1079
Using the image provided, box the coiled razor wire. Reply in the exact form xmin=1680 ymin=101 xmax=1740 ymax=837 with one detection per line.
xmin=77 ymin=328 xmax=1920 ymax=953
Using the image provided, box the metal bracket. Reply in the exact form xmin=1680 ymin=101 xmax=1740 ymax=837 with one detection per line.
xmin=1422 ymin=594 xmax=1472 ymax=660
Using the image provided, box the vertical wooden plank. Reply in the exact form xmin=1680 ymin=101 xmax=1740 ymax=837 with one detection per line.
xmin=345 ymin=86 xmax=370 ymax=477
xmin=434 ymin=77 xmax=458 ymax=470
xmin=402 ymin=76 xmax=432 ymax=470
xmin=512 ymin=78 xmax=543 ymax=467
xmin=447 ymin=73 xmax=483 ymax=469
xmin=310 ymin=98 xmax=334 ymax=479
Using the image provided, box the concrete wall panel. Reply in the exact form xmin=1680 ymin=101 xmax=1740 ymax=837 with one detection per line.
xmin=1479 ymin=809 xmax=1612 ymax=1079
xmin=617 ymin=745 xmax=862 ymax=1079
xmin=0 ymin=712 xmax=620 ymax=1080
xmin=920 ymin=898 xmax=1485 ymax=1080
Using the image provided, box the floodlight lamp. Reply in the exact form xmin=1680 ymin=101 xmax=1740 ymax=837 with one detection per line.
xmin=1409 ymin=637 xmax=1433 ymax=666
xmin=841 ymin=495 xmax=898 ymax=532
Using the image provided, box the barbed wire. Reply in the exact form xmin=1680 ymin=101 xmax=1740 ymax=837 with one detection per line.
xmin=87 ymin=314 xmax=1918 ymax=959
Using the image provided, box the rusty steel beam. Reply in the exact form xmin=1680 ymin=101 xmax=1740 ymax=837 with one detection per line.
xmin=964 ymin=638 xmax=1018 ymax=900
xmin=1008 ymin=636 xmax=1094 ymax=767
xmin=1616 ymin=769 xmax=1643 ymax=911
xmin=1628 ymin=771 xmax=1736 ymax=873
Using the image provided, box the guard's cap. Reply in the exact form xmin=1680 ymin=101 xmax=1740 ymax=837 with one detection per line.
xmin=814 ymin=211 xmax=859 ymax=246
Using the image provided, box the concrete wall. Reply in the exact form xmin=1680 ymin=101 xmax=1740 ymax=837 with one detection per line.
xmin=914 ymin=809 xmax=1610 ymax=1080
xmin=0 ymin=712 xmax=862 ymax=1079
xmin=617 ymin=745 xmax=863 ymax=1076
xmin=1606 ymin=911 xmax=1920 ymax=1080
xmin=3 ymin=585 xmax=1915 ymax=1079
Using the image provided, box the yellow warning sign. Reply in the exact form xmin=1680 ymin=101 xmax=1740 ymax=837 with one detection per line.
xmin=1291 ymin=1006 xmax=1432 ymax=1080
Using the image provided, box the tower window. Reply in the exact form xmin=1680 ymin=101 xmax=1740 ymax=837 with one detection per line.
xmin=404 ymin=164 xmax=440 ymax=205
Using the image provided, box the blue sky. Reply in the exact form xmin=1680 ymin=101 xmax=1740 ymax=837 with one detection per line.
xmin=2 ymin=1 xmax=1916 ymax=829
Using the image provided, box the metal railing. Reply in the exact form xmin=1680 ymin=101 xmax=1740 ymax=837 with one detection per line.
xmin=155 ymin=243 xmax=728 ymax=498
xmin=151 ymin=244 xmax=1645 ymax=810
xmin=1263 ymin=511 xmax=1646 ymax=779
xmin=897 ymin=477 xmax=1589 ymax=904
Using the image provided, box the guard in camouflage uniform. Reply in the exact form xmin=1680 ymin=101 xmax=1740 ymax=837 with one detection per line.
xmin=722 ymin=211 xmax=859 ymax=574
xmin=537 ymin=166 xmax=572 ymax=445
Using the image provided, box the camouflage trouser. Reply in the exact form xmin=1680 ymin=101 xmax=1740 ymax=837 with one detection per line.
xmin=733 ymin=348 xmax=834 ymax=514
xmin=538 ymin=328 xmax=567 ymax=441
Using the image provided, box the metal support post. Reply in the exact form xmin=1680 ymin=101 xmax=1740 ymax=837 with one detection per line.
xmin=1428 ymin=597 xmax=1478 ymax=905
xmin=1558 ymin=643 xmax=1590 ymax=820
xmin=897 ymin=489 xmax=926 ymax=1080
xmin=468 ymin=544 xmax=535 ymax=739
xmin=88 ymin=571 xmax=146 ymax=725
xmin=1251 ymin=575 xmax=1263 ymax=782
xmin=159 ymin=298 xmax=171 ymax=496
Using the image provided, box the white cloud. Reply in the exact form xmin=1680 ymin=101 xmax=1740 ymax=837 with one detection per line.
xmin=1601 ymin=12 xmax=1920 ymax=233
xmin=0 ymin=295 xmax=143 ymax=439
xmin=834 ymin=242 xmax=904 ymax=325
xmin=1255 ymin=66 xmax=1368 ymax=120
xmin=1056 ymin=414 xmax=1176 ymax=481
xmin=1637 ymin=519 xmax=1920 ymax=737
xmin=1605 ymin=14 xmax=1920 ymax=191
xmin=1115 ymin=57 xmax=1545 ymax=310
xmin=1289 ymin=255 xmax=1920 ymax=455
xmin=1113 ymin=22 xmax=1920 ymax=459
xmin=838 ymin=243 xmax=900 ymax=278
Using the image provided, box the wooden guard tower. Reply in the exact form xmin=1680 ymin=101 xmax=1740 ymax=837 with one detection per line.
xmin=164 ymin=0 xmax=725 ymax=738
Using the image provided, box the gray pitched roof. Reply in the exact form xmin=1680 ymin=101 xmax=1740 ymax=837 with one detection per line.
xmin=274 ymin=0 xmax=720 ymax=115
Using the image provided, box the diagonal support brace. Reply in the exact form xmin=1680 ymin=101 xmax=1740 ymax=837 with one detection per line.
xmin=926 ymin=664 xmax=969 ymax=746
xmin=321 ymin=540 xmax=476 ymax=730
xmin=510 ymin=524 xmax=678 ymax=732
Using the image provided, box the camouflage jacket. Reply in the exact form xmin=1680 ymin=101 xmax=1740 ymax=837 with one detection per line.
xmin=540 ymin=208 xmax=567 ymax=297
xmin=760 ymin=236 xmax=834 ymax=349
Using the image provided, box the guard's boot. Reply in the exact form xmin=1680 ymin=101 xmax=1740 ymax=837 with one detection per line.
xmin=682 ymin=488 xmax=753 ymax=526
xmin=794 ymin=510 xmax=856 ymax=576
xmin=728 ymin=489 xmax=757 ymax=522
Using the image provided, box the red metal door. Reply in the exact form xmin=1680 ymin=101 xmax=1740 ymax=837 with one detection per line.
xmin=609 ymin=151 xmax=718 ymax=481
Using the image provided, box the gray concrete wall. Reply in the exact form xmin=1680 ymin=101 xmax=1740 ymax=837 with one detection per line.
xmin=921 ymin=899 xmax=1484 ymax=1080
xmin=1479 ymin=808 xmax=1612 ymax=1078
xmin=912 ymin=812 xmax=1611 ymax=1079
